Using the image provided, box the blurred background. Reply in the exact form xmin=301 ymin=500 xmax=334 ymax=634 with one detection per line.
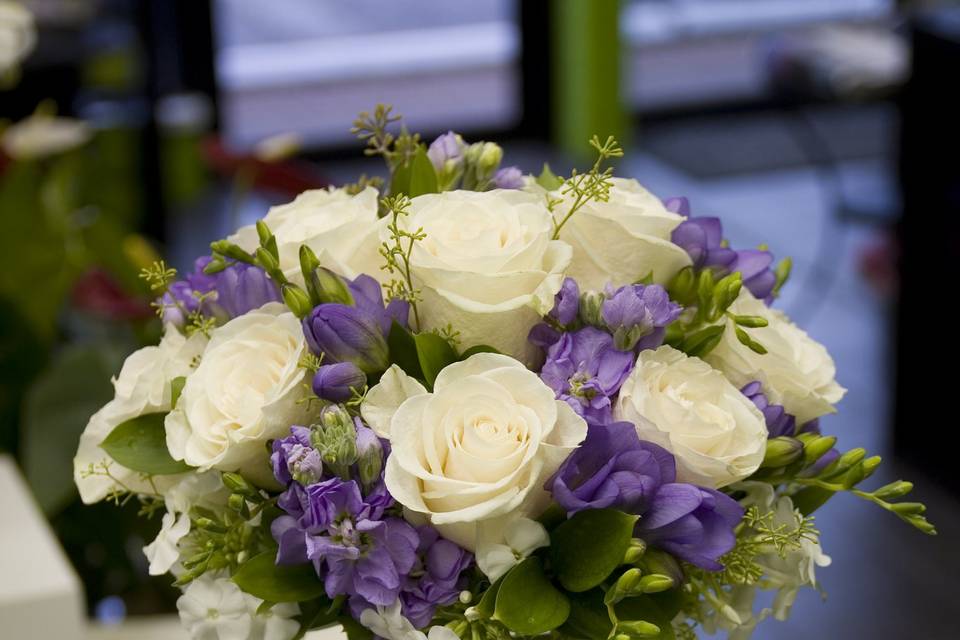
xmin=1 ymin=0 xmax=956 ymax=638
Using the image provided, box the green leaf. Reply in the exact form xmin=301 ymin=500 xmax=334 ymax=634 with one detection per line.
xmin=100 ymin=413 xmax=192 ymax=476
xmin=476 ymin=577 xmax=503 ymax=619
xmin=560 ymin=589 xmax=614 ymax=640
xmin=407 ymin=146 xmax=440 ymax=197
xmin=680 ymin=325 xmax=725 ymax=358
xmin=494 ymin=557 xmax=570 ymax=635
xmin=550 ymin=508 xmax=639 ymax=592
xmin=536 ymin=163 xmax=563 ymax=190
xmin=616 ymin=594 xmax=678 ymax=639
xmin=414 ymin=332 xmax=458 ymax=387
xmin=170 ymin=376 xmax=186 ymax=407
xmin=340 ymin=616 xmax=375 ymax=640
xmin=292 ymin=597 xmax=342 ymax=640
xmin=459 ymin=344 xmax=502 ymax=360
xmin=233 ymin=551 xmax=327 ymax=602
xmin=387 ymin=321 xmax=424 ymax=380
xmin=389 ymin=159 xmax=412 ymax=196
xmin=734 ymin=326 xmax=768 ymax=355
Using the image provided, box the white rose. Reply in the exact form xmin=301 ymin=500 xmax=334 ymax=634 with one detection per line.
xmin=397 ymin=189 xmax=572 ymax=365
xmin=550 ymin=177 xmax=691 ymax=290
xmin=0 ymin=1 xmax=35 ymax=76
xmin=614 ymin=345 xmax=767 ymax=488
xmin=370 ymin=353 xmax=586 ymax=550
xmin=705 ymin=291 xmax=846 ymax=424
xmin=165 ymin=304 xmax=309 ymax=483
xmin=73 ymin=326 xmax=207 ymax=504
xmin=1 ymin=114 xmax=91 ymax=159
xmin=228 ymin=186 xmax=382 ymax=283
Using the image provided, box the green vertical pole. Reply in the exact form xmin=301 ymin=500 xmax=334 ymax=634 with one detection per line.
xmin=552 ymin=0 xmax=627 ymax=161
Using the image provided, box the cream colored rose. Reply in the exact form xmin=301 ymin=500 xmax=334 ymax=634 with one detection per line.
xmin=398 ymin=189 xmax=571 ymax=366
xmin=614 ymin=345 xmax=767 ymax=488
xmin=705 ymin=291 xmax=846 ymax=424
xmin=73 ymin=326 xmax=207 ymax=504
xmin=550 ymin=177 xmax=691 ymax=290
xmin=0 ymin=1 xmax=35 ymax=76
xmin=229 ymin=186 xmax=382 ymax=283
xmin=165 ymin=304 xmax=309 ymax=483
xmin=370 ymin=353 xmax=587 ymax=551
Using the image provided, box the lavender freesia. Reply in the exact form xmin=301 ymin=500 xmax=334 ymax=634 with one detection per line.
xmin=160 ymin=256 xmax=280 ymax=325
xmin=491 ymin=166 xmax=524 ymax=190
xmin=313 ymin=362 xmax=367 ymax=403
xmin=601 ymin=283 xmax=681 ymax=351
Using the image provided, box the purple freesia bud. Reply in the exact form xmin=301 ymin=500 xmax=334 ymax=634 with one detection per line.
xmin=732 ymin=249 xmax=777 ymax=303
xmin=601 ymin=283 xmax=682 ymax=351
xmin=550 ymin=421 xmax=676 ymax=514
xmin=214 ymin=261 xmax=282 ymax=316
xmin=303 ymin=304 xmax=390 ymax=374
xmin=313 ymin=363 xmax=367 ymax=403
xmin=663 ymin=196 xmax=691 ymax=216
xmin=540 ymin=327 xmax=635 ymax=424
xmin=637 ymin=483 xmax=744 ymax=571
xmin=671 ymin=217 xmax=738 ymax=271
xmin=160 ymin=281 xmax=197 ymax=326
xmin=491 ymin=166 xmax=524 ymax=190
xmin=346 ymin=274 xmax=410 ymax=335
xmin=426 ymin=131 xmax=466 ymax=173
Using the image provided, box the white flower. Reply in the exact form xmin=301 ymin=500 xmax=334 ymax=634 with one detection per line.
xmin=396 ymin=189 xmax=572 ymax=366
xmin=177 ymin=573 xmax=299 ymax=640
xmin=1 ymin=114 xmax=91 ymax=159
xmin=228 ymin=186 xmax=382 ymax=284
xmin=614 ymin=345 xmax=767 ymax=488
xmin=143 ymin=472 xmax=229 ymax=575
xmin=548 ymin=177 xmax=691 ymax=290
xmin=73 ymin=326 xmax=208 ymax=504
xmin=165 ymin=304 xmax=309 ymax=483
xmin=358 ymin=601 xmax=458 ymax=640
xmin=371 ymin=353 xmax=587 ymax=550
xmin=0 ymin=1 xmax=35 ymax=76
xmin=360 ymin=364 xmax=427 ymax=438
xmin=476 ymin=516 xmax=549 ymax=582
xmin=705 ymin=291 xmax=846 ymax=424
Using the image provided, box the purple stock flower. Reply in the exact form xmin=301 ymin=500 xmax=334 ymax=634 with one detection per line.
xmin=313 ymin=363 xmax=367 ymax=403
xmin=550 ymin=422 xmax=675 ymax=514
xmin=426 ymin=131 xmax=465 ymax=173
xmin=529 ymin=277 xmax=581 ymax=351
xmin=540 ymin=327 xmax=635 ymax=424
xmin=398 ymin=527 xmax=474 ymax=628
xmin=271 ymin=426 xmax=320 ymax=486
xmin=671 ymin=217 xmax=737 ymax=272
xmin=491 ymin=166 xmax=524 ymax=189
xmin=637 ymin=483 xmax=744 ymax=571
xmin=602 ymin=283 xmax=681 ymax=351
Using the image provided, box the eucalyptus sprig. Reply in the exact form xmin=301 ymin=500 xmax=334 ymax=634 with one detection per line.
xmin=550 ymin=135 xmax=624 ymax=240
xmin=379 ymin=193 xmax=425 ymax=330
xmin=142 ymin=260 xmax=218 ymax=337
xmin=350 ymin=104 xmax=420 ymax=171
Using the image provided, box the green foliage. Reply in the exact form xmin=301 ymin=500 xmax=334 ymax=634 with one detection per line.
xmin=99 ymin=413 xmax=192 ymax=476
xmin=493 ymin=557 xmax=570 ymax=635
xmin=386 ymin=321 xmax=424 ymax=380
xmin=536 ymin=163 xmax=564 ymax=191
xmin=390 ymin=145 xmax=439 ymax=198
xmin=379 ymin=194 xmax=425 ymax=329
xmin=550 ymin=508 xmax=639 ymax=592
xmin=550 ymin=135 xmax=624 ymax=240
xmin=232 ymin=552 xmax=328 ymax=603
xmin=459 ymin=344 xmax=502 ymax=360
xmin=413 ymin=331 xmax=458 ymax=388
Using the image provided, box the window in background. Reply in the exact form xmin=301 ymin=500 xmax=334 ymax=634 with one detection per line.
xmin=213 ymin=0 xmax=520 ymax=150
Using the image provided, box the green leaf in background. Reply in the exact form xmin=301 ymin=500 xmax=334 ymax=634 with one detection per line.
xmin=20 ymin=342 xmax=129 ymax=515
xmin=494 ymin=557 xmax=570 ymax=635
xmin=100 ymin=413 xmax=191 ymax=476
xmin=458 ymin=344 xmax=502 ymax=360
xmin=387 ymin=321 xmax=424 ymax=380
xmin=389 ymin=158 xmax=412 ymax=197
xmin=233 ymin=551 xmax=328 ymax=603
xmin=550 ymin=508 xmax=639 ymax=592
xmin=414 ymin=331 xmax=458 ymax=388
xmin=407 ymin=145 xmax=439 ymax=197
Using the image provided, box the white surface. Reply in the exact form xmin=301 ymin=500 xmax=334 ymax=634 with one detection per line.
xmin=0 ymin=455 xmax=85 ymax=640
xmin=86 ymin=615 xmax=347 ymax=639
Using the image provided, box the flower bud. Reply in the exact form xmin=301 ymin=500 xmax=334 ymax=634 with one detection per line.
xmin=314 ymin=405 xmax=358 ymax=470
xmin=639 ymin=549 xmax=683 ymax=586
xmin=623 ymin=538 xmax=647 ymax=565
xmin=355 ymin=422 xmax=384 ymax=488
xmin=579 ymin=290 xmax=605 ymax=327
xmin=255 ymin=246 xmax=281 ymax=276
xmin=302 ymin=304 xmax=390 ymax=374
xmin=221 ymin=472 xmax=255 ymax=496
xmin=615 ymin=620 xmax=661 ymax=638
xmin=891 ymin=502 xmax=926 ymax=515
xmin=281 ymin=283 xmax=313 ymax=318
xmin=491 ymin=166 xmax=524 ymax=190
xmin=210 ymin=239 xmax=255 ymax=263
xmin=638 ymin=574 xmax=675 ymax=594
xmin=761 ymin=436 xmax=803 ymax=468
xmin=802 ymin=435 xmax=837 ymax=467
xmin=312 ymin=362 xmax=366 ymax=403
xmin=874 ymin=480 xmax=913 ymax=500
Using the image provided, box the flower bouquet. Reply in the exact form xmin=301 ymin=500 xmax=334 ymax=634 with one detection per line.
xmin=74 ymin=105 xmax=934 ymax=640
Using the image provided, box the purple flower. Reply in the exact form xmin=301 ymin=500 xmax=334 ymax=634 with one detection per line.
xmin=347 ymin=274 xmax=410 ymax=336
xmin=159 ymin=256 xmax=280 ymax=325
xmin=399 ymin=527 xmax=474 ymax=628
xmin=540 ymin=327 xmax=635 ymax=424
xmin=271 ymin=426 xmax=319 ymax=486
xmin=671 ymin=217 xmax=737 ymax=272
xmin=663 ymin=197 xmax=691 ymax=216
xmin=491 ymin=166 xmax=524 ymax=190
xmin=551 ymin=277 xmax=581 ymax=326
xmin=637 ymin=483 xmax=744 ymax=571
xmin=732 ymin=249 xmax=777 ymax=303
xmin=303 ymin=305 xmax=390 ymax=374
xmin=313 ymin=363 xmax=367 ymax=403
xmin=426 ymin=131 xmax=466 ymax=173
xmin=741 ymin=381 xmax=796 ymax=438
xmin=601 ymin=283 xmax=681 ymax=351
xmin=550 ymin=422 xmax=675 ymax=514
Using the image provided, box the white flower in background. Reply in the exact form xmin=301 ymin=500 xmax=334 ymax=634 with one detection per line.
xmin=705 ymin=290 xmax=846 ymax=424
xmin=0 ymin=1 xmax=35 ymax=77
xmin=548 ymin=177 xmax=691 ymax=290
xmin=397 ymin=189 xmax=572 ymax=366
xmin=1 ymin=113 xmax=91 ymax=159
xmin=228 ymin=186 xmax=382 ymax=284
xmin=143 ymin=472 xmax=229 ymax=575
xmin=177 ymin=573 xmax=299 ymax=640
xmin=370 ymin=353 xmax=586 ymax=550
xmin=614 ymin=345 xmax=768 ymax=488
xmin=73 ymin=326 xmax=208 ymax=504
xmin=476 ymin=516 xmax=549 ymax=582
xmin=358 ymin=601 xmax=458 ymax=640
xmin=165 ymin=304 xmax=309 ymax=484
